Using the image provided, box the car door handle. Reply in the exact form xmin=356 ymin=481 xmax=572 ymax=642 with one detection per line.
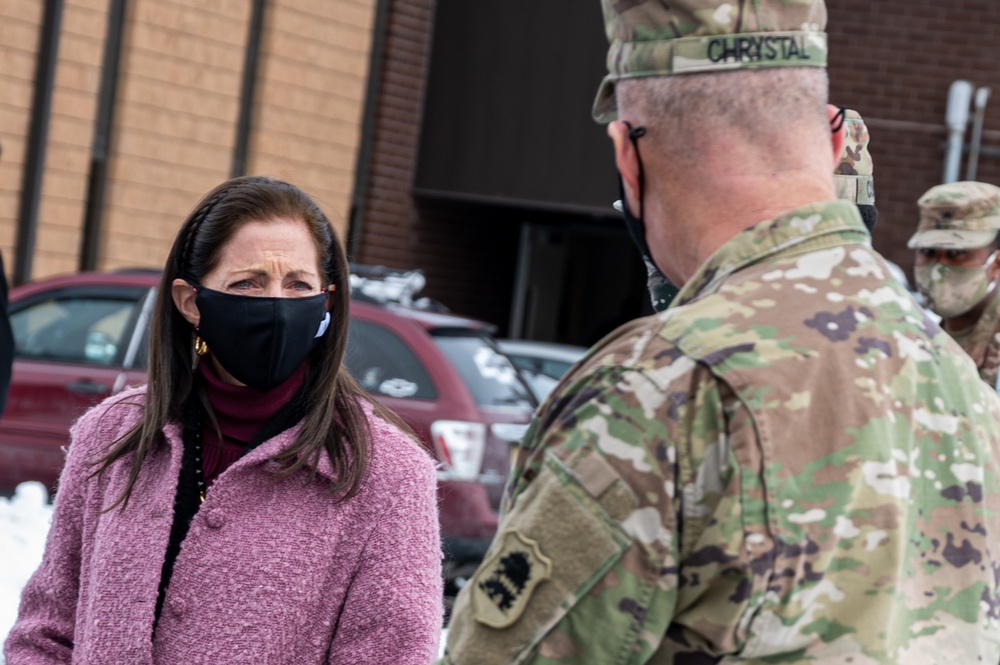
xmin=66 ymin=380 xmax=111 ymax=395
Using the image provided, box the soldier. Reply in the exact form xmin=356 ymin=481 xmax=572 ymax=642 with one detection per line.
xmin=909 ymin=181 xmax=1000 ymax=386
xmin=835 ymin=109 xmax=877 ymax=233
xmin=441 ymin=1 xmax=1000 ymax=663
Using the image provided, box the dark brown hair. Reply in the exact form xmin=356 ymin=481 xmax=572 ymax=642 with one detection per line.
xmin=95 ymin=176 xmax=409 ymax=509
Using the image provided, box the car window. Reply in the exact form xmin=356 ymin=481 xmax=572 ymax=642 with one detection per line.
xmin=345 ymin=319 xmax=437 ymax=399
xmin=11 ymin=296 xmax=137 ymax=366
xmin=432 ymin=335 xmax=535 ymax=409
xmin=508 ymin=355 xmax=576 ymax=381
xmin=126 ymin=288 xmax=157 ymax=370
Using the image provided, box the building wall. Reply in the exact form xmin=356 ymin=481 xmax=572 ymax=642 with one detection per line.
xmin=357 ymin=1 xmax=1000 ymax=330
xmin=827 ymin=0 xmax=1000 ymax=278
xmin=3 ymin=0 xmax=376 ymax=282
xmin=33 ymin=0 xmax=110 ymax=278
xmin=1 ymin=0 xmax=53 ymax=265
xmin=249 ymin=0 xmax=376 ymax=229
xmin=354 ymin=0 xmax=434 ymax=271
xmin=102 ymin=0 xmax=249 ymax=271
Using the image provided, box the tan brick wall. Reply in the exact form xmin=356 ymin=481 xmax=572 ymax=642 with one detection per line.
xmin=0 ymin=0 xmax=44 ymax=269
xmin=250 ymin=0 xmax=377 ymax=237
xmin=98 ymin=0 xmax=249 ymax=272
xmin=33 ymin=0 xmax=109 ymax=279
xmin=8 ymin=0 xmax=376 ymax=279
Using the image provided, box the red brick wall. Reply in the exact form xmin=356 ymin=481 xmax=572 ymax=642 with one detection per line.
xmin=355 ymin=0 xmax=557 ymax=329
xmin=355 ymin=0 xmax=433 ymax=271
xmin=827 ymin=1 xmax=1000 ymax=279
xmin=359 ymin=1 xmax=1000 ymax=323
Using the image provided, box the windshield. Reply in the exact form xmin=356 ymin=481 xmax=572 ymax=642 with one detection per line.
xmin=432 ymin=334 xmax=536 ymax=409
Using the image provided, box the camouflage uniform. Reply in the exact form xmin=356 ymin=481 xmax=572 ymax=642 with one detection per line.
xmin=443 ymin=1 xmax=1000 ymax=663
xmin=443 ymin=201 xmax=1000 ymax=664
xmin=833 ymin=110 xmax=874 ymax=206
xmin=908 ymin=181 xmax=1000 ymax=385
xmin=947 ymin=301 xmax=1000 ymax=387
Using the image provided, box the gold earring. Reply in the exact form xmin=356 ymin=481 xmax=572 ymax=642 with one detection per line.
xmin=194 ymin=335 xmax=209 ymax=356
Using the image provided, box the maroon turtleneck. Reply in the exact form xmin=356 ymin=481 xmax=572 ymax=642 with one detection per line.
xmin=197 ymin=360 xmax=307 ymax=488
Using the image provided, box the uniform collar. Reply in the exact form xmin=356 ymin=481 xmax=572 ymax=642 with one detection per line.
xmin=672 ymin=200 xmax=869 ymax=307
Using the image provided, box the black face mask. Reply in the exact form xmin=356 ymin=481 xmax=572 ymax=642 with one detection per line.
xmin=193 ymin=284 xmax=330 ymax=392
xmin=858 ymin=204 xmax=879 ymax=234
xmin=616 ymin=122 xmax=679 ymax=311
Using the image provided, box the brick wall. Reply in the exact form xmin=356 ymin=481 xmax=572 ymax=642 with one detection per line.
xmin=31 ymin=1 xmax=109 ymax=277
xmin=0 ymin=0 xmax=48 ymax=266
xmin=827 ymin=1 xmax=1000 ymax=278
xmin=355 ymin=0 xmax=434 ymax=270
xmin=99 ymin=0 xmax=248 ymax=271
xmin=250 ymin=0 xmax=376 ymax=236
xmin=6 ymin=0 xmax=375 ymax=281
xmin=358 ymin=1 xmax=1000 ymax=325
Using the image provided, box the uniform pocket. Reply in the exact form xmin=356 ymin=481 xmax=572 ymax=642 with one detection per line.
xmin=446 ymin=448 xmax=639 ymax=664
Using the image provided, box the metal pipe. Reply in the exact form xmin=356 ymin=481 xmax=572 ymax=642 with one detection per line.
xmin=943 ymin=80 xmax=973 ymax=184
xmin=14 ymin=0 xmax=64 ymax=285
xmin=966 ymin=86 xmax=992 ymax=182
xmin=230 ymin=0 xmax=268 ymax=178
xmin=80 ymin=0 xmax=128 ymax=272
xmin=346 ymin=0 xmax=391 ymax=261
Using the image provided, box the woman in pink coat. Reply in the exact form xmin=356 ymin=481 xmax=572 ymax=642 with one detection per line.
xmin=5 ymin=177 xmax=443 ymax=664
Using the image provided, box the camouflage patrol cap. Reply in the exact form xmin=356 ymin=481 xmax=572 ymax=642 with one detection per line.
xmin=834 ymin=110 xmax=874 ymax=205
xmin=594 ymin=0 xmax=828 ymax=123
xmin=907 ymin=181 xmax=1000 ymax=250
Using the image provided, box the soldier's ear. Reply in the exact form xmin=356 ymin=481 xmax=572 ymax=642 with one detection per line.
xmin=608 ymin=120 xmax=641 ymax=208
xmin=827 ymin=105 xmax=847 ymax=171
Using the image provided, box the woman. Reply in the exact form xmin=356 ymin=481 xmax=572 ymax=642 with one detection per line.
xmin=5 ymin=177 xmax=443 ymax=664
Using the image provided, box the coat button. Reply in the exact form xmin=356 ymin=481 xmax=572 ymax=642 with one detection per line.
xmin=205 ymin=508 xmax=225 ymax=529
xmin=169 ymin=597 xmax=187 ymax=618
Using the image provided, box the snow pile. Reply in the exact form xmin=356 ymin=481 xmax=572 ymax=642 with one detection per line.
xmin=0 ymin=482 xmax=53 ymax=662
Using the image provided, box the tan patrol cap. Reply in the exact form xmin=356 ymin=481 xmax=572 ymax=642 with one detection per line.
xmin=594 ymin=0 xmax=828 ymax=123
xmin=907 ymin=181 xmax=1000 ymax=250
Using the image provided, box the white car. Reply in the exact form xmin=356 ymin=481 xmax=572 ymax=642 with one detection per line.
xmin=496 ymin=339 xmax=588 ymax=401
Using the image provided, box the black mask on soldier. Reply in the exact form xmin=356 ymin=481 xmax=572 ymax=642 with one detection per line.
xmin=192 ymin=284 xmax=330 ymax=392
xmin=858 ymin=204 xmax=878 ymax=234
xmin=616 ymin=122 xmax=679 ymax=311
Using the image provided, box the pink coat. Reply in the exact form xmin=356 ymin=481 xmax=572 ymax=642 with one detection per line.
xmin=5 ymin=387 xmax=443 ymax=664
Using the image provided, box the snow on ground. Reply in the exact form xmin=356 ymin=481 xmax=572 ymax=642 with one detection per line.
xmin=0 ymin=482 xmax=449 ymax=662
xmin=0 ymin=482 xmax=53 ymax=664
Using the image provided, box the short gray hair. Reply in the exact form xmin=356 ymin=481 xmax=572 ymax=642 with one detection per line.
xmin=616 ymin=68 xmax=829 ymax=160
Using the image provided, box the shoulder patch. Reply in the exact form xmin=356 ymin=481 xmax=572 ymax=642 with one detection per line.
xmin=472 ymin=529 xmax=553 ymax=629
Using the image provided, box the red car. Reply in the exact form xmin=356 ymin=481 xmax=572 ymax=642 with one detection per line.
xmin=0 ymin=270 xmax=535 ymax=587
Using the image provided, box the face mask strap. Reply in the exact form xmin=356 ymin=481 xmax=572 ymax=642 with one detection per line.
xmin=986 ymin=249 xmax=1000 ymax=269
xmin=615 ymin=121 xmax=653 ymax=258
xmin=982 ymin=249 xmax=1000 ymax=300
xmin=623 ymin=121 xmax=648 ymax=219
xmin=315 ymin=311 xmax=331 ymax=338
xmin=830 ymin=105 xmax=847 ymax=134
